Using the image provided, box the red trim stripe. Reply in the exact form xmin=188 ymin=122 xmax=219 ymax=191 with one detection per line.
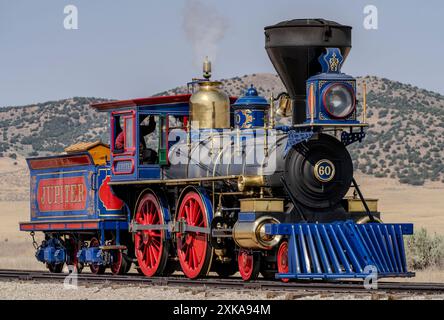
xmin=50 ymin=224 xmax=66 ymax=229
xmin=66 ymin=223 xmax=82 ymax=229
xmin=35 ymin=224 xmax=50 ymax=230
xmin=82 ymin=222 xmax=99 ymax=229
xmin=20 ymin=221 xmax=100 ymax=231
xmin=29 ymin=155 xmax=92 ymax=170
xmin=20 ymin=224 xmax=34 ymax=231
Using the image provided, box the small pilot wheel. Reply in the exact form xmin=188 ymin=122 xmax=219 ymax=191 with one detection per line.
xmin=66 ymin=237 xmax=83 ymax=274
xmin=238 ymin=249 xmax=260 ymax=281
xmin=277 ymin=241 xmax=290 ymax=283
xmin=214 ymin=258 xmax=238 ymax=278
xmin=89 ymin=237 xmax=106 ymax=275
xmin=110 ymin=249 xmax=130 ymax=276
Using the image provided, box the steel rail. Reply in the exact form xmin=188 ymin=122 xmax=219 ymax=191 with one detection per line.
xmin=0 ymin=269 xmax=443 ymax=294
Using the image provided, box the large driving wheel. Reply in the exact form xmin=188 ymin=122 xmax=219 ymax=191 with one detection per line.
xmin=134 ymin=192 xmax=169 ymax=277
xmin=176 ymin=191 xmax=212 ymax=279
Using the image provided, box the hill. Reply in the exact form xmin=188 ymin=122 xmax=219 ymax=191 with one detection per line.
xmin=0 ymin=97 xmax=109 ymax=158
xmin=0 ymin=74 xmax=443 ymax=187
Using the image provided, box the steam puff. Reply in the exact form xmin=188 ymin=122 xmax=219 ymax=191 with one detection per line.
xmin=183 ymin=0 xmax=227 ymax=67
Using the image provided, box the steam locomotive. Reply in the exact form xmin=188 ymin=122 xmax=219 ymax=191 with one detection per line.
xmin=20 ymin=19 xmax=414 ymax=281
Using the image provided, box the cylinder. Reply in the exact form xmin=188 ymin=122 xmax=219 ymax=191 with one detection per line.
xmin=233 ymin=216 xmax=282 ymax=250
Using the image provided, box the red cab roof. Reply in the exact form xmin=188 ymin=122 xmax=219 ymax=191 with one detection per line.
xmin=91 ymin=94 xmax=238 ymax=112
xmin=91 ymin=94 xmax=192 ymax=112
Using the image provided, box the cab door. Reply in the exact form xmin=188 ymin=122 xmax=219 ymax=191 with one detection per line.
xmin=110 ymin=110 xmax=137 ymax=181
xmin=137 ymin=113 xmax=168 ymax=179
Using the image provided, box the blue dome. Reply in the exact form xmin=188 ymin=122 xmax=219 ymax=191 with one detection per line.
xmin=233 ymin=85 xmax=269 ymax=109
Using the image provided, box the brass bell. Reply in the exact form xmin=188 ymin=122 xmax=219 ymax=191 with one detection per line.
xmin=276 ymin=95 xmax=292 ymax=117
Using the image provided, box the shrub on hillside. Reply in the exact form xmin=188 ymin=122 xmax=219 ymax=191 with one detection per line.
xmin=406 ymin=228 xmax=444 ymax=270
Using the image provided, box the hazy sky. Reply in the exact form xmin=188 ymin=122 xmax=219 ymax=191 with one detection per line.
xmin=0 ymin=0 xmax=443 ymax=107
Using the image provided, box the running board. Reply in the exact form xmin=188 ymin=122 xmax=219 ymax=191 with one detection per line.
xmin=265 ymin=221 xmax=414 ymax=280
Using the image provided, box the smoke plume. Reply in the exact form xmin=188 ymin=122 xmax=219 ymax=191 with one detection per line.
xmin=182 ymin=0 xmax=228 ymax=67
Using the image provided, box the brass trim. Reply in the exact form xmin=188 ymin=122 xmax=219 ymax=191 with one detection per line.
xmin=363 ymin=82 xmax=367 ymax=123
xmin=344 ymin=197 xmax=378 ymax=213
xmin=313 ymin=159 xmax=335 ymax=183
xmin=237 ymin=175 xmax=265 ymax=192
xmin=233 ymin=216 xmax=282 ymax=250
xmin=239 ymin=198 xmax=284 ymax=213
xmin=109 ymin=175 xmax=240 ymax=186
xmin=293 ymin=123 xmax=369 ymax=128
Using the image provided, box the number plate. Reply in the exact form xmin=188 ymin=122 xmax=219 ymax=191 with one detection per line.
xmin=314 ymin=159 xmax=335 ymax=183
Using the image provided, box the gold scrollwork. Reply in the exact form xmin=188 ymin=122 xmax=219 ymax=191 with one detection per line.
xmin=240 ymin=110 xmax=254 ymax=129
xmin=329 ymin=53 xmax=340 ymax=71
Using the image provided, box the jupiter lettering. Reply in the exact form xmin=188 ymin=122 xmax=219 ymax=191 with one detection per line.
xmin=40 ymin=183 xmax=85 ymax=205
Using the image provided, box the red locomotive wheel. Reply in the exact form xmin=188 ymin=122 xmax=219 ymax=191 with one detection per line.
xmin=277 ymin=241 xmax=290 ymax=283
xmin=134 ymin=192 xmax=169 ymax=277
xmin=66 ymin=238 xmax=84 ymax=274
xmin=89 ymin=237 xmax=106 ymax=275
xmin=110 ymin=250 xmax=123 ymax=275
xmin=176 ymin=191 xmax=212 ymax=279
xmin=238 ymin=249 xmax=260 ymax=281
xmin=110 ymin=239 xmax=131 ymax=275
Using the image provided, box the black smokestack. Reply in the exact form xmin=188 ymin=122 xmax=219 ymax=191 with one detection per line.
xmin=265 ymin=19 xmax=352 ymax=124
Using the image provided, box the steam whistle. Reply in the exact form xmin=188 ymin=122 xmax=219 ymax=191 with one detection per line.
xmin=203 ymin=57 xmax=212 ymax=80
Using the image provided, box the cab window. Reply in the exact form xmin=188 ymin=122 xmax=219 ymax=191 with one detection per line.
xmin=112 ymin=113 xmax=135 ymax=154
xmin=124 ymin=117 xmax=134 ymax=149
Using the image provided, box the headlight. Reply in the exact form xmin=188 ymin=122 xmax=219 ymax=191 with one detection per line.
xmin=323 ymin=84 xmax=355 ymax=118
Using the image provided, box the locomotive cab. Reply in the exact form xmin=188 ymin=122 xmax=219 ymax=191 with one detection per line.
xmin=94 ymin=95 xmax=193 ymax=182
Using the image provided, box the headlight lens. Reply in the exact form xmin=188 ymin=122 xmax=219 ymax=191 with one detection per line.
xmin=323 ymin=84 xmax=355 ymax=118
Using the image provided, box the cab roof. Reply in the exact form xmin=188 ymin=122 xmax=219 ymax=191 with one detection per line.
xmin=91 ymin=94 xmax=192 ymax=112
xmin=91 ymin=94 xmax=238 ymax=112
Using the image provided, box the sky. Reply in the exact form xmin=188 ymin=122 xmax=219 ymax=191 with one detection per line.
xmin=0 ymin=0 xmax=443 ymax=107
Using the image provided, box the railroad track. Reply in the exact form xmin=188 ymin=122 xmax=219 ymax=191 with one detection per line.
xmin=0 ymin=269 xmax=443 ymax=294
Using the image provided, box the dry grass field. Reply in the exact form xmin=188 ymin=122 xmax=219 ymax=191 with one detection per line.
xmin=353 ymin=172 xmax=444 ymax=234
xmin=0 ymin=201 xmax=44 ymax=270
